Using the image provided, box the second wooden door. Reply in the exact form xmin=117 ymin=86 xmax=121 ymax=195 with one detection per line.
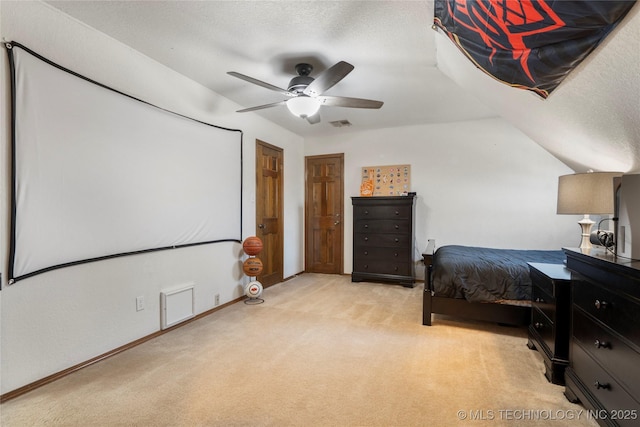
xmin=305 ymin=153 xmax=344 ymax=274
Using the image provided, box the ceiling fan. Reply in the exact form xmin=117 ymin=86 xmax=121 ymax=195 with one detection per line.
xmin=227 ymin=61 xmax=383 ymax=124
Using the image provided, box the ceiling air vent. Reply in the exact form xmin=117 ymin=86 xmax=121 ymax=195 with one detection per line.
xmin=329 ymin=119 xmax=352 ymax=128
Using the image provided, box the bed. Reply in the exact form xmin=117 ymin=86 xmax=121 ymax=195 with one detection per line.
xmin=422 ymin=245 xmax=566 ymax=326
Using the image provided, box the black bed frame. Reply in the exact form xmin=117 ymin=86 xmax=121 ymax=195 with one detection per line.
xmin=422 ymin=254 xmax=531 ymax=327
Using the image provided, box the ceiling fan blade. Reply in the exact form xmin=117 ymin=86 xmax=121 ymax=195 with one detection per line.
xmin=318 ymin=96 xmax=383 ymax=109
xmin=306 ymin=112 xmax=321 ymax=124
xmin=303 ymin=61 xmax=354 ymax=97
xmin=227 ymin=71 xmax=292 ymax=96
xmin=236 ymin=100 xmax=286 ymax=113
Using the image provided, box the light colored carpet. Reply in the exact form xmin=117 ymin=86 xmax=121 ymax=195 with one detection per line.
xmin=1 ymin=273 xmax=597 ymax=426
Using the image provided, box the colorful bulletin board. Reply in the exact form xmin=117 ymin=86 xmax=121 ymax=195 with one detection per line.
xmin=360 ymin=165 xmax=411 ymax=196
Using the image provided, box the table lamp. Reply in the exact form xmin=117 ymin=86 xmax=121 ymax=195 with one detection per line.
xmin=557 ymin=172 xmax=622 ymax=249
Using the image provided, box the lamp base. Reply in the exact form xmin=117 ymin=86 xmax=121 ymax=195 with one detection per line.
xmin=578 ymin=215 xmax=595 ymax=249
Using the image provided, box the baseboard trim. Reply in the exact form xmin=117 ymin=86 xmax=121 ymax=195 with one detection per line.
xmin=0 ymin=296 xmax=243 ymax=403
xmin=1 ymin=272 xmax=419 ymax=402
xmin=283 ymin=271 xmax=305 ymax=281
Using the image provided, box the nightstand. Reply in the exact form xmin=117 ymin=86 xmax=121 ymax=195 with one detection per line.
xmin=527 ymin=262 xmax=572 ymax=385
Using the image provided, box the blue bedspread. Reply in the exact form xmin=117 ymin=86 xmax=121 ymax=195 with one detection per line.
xmin=431 ymin=245 xmax=566 ymax=302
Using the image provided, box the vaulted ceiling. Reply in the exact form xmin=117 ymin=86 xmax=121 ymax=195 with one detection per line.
xmin=44 ymin=1 xmax=639 ymax=173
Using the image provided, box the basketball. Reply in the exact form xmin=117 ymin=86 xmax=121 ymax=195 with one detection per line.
xmin=242 ymin=257 xmax=263 ymax=276
xmin=245 ymin=280 xmax=263 ymax=298
xmin=242 ymin=236 xmax=263 ymax=256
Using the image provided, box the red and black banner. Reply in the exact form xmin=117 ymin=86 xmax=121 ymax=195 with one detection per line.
xmin=434 ymin=0 xmax=636 ymax=98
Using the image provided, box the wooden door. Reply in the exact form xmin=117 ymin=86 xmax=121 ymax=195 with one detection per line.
xmin=305 ymin=154 xmax=344 ymax=274
xmin=255 ymin=140 xmax=284 ymax=287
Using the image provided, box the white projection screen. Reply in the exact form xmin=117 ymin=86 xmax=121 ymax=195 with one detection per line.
xmin=7 ymin=43 xmax=243 ymax=283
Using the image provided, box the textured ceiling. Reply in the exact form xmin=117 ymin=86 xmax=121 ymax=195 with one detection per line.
xmin=42 ymin=1 xmax=639 ymax=172
xmin=42 ymin=0 xmax=496 ymax=138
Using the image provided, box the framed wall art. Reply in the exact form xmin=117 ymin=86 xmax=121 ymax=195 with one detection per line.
xmin=360 ymin=164 xmax=411 ymax=196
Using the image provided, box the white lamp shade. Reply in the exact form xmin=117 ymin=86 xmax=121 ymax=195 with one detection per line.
xmin=557 ymin=172 xmax=622 ymax=215
xmin=286 ymin=96 xmax=320 ymax=118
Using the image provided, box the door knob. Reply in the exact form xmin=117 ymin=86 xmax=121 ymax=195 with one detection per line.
xmin=334 ymin=221 xmax=340 ymax=225
xmin=594 ymin=300 xmax=608 ymax=310
xmin=258 ymin=224 xmax=265 ymax=229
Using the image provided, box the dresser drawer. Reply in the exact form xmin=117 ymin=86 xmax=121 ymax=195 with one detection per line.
xmin=573 ymin=277 xmax=640 ymax=347
xmin=573 ymin=308 xmax=640 ymax=399
xmin=354 ymin=233 xmax=411 ymax=247
xmin=530 ymin=267 xmax=556 ymax=297
xmin=353 ymin=259 xmax=411 ymax=276
xmin=351 ymin=196 xmax=416 ymax=286
xmin=571 ymin=341 xmax=640 ymax=424
xmin=532 ymin=283 xmax=556 ymax=324
xmin=353 ymin=246 xmax=409 ymax=261
xmin=354 ymin=219 xmax=410 ymax=234
xmin=532 ymin=307 xmax=554 ymax=354
xmin=353 ymin=204 xmax=411 ymax=220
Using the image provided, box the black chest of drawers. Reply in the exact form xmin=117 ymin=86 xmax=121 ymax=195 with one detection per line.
xmin=527 ymin=262 xmax=572 ymax=385
xmin=351 ymin=196 xmax=416 ymax=287
xmin=563 ymin=248 xmax=640 ymax=427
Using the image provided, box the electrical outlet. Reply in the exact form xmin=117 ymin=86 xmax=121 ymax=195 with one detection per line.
xmin=214 ymin=294 xmax=220 ymax=306
xmin=136 ymin=296 xmax=144 ymax=311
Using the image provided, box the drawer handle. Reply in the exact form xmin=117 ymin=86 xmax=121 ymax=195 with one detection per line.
xmin=394 ymin=266 xmax=399 ymax=271
xmin=364 ymin=264 xmax=368 ymax=269
xmin=364 ymin=237 xmax=369 ymax=241
xmin=394 ymin=253 xmax=398 ymax=257
xmin=594 ymin=381 xmax=610 ymax=390
xmin=535 ymin=297 xmax=545 ymax=303
xmin=364 ymin=251 xmax=368 ymax=256
xmin=364 ymin=210 xmax=369 ymax=215
xmin=364 ymin=224 xmax=368 ymax=228
xmin=594 ymin=339 xmax=611 ymax=349
xmin=534 ymin=322 xmax=544 ymax=329
xmin=394 ymin=238 xmax=399 ymax=243
xmin=594 ymin=300 xmax=608 ymax=310
xmin=394 ymin=210 xmax=399 ymax=215
xmin=394 ymin=224 xmax=399 ymax=229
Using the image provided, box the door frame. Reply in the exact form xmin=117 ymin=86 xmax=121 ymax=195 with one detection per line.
xmin=304 ymin=153 xmax=344 ymax=274
xmin=255 ymin=139 xmax=284 ymax=287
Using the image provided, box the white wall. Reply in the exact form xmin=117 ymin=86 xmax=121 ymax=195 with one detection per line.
xmin=0 ymin=0 xmax=589 ymax=397
xmin=305 ymin=118 xmax=580 ymax=279
xmin=0 ymin=1 xmax=304 ymax=394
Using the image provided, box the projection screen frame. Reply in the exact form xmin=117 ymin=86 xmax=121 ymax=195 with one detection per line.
xmin=5 ymin=41 xmax=244 ymax=285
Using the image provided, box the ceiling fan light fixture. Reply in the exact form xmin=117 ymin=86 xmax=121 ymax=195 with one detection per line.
xmin=228 ymin=60 xmax=382 ymax=125
xmin=286 ymin=96 xmax=321 ymax=118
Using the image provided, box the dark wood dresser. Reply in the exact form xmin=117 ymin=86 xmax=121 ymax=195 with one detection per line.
xmin=563 ymin=248 xmax=640 ymax=426
xmin=527 ymin=262 xmax=572 ymax=385
xmin=351 ymin=195 xmax=416 ymax=287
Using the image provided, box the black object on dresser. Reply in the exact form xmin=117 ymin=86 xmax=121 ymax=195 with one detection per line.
xmin=563 ymin=248 xmax=640 ymax=427
xmin=527 ymin=262 xmax=572 ymax=385
xmin=351 ymin=195 xmax=416 ymax=287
